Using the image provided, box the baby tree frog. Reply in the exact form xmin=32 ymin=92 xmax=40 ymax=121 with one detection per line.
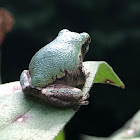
xmin=20 ymin=29 xmax=91 ymax=107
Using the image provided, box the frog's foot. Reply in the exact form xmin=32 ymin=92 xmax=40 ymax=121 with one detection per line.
xmin=20 ymin=70 xmax=31 ymax=91
xmin=79 ymin=94 xmax=89 ymax=105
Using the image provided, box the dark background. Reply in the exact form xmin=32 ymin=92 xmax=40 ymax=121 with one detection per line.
xmin=1 ymin=0 xmax=140 ymax=140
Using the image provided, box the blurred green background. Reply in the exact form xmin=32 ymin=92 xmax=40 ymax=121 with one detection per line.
xmin=1 ymin=0 xmax=140 ymax=140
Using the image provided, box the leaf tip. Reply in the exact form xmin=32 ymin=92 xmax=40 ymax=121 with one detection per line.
xmin=120 ymin=84 xmax=125 ymax=89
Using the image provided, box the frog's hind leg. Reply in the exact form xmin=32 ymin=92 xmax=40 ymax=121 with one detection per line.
xmin=40 ymin=92 xmax=81 ymax=107
xmin=40 ymin=84 xmax=89 ymax=107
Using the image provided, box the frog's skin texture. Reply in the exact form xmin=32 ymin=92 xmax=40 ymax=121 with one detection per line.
xmin=29 ymin=29 xmax=90 ymax=87
xmin=20 ymin=29 xmax=91 ymax=107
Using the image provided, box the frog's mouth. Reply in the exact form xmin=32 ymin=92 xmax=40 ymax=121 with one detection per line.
xmin=81 ymin=37 xmax=91 ymax=58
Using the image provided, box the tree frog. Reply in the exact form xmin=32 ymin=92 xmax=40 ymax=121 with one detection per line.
xmin=20 ymin=29 xmax=91 ymax=107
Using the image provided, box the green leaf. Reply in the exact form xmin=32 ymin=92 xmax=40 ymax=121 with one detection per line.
xmin=0 ymin=82 xmax=74 ymax=140
xmin=82 ymin=61 xmax=125 ymax=96
xmin=54 ymin=130 xmax=65 ymax=140
xmin=81 ymin=135 xmax=140 ymax=140
xmin=82 ymin=109 xmax=140 ymax=140
xmin=0 ymin=61 xmax=124 ymax=140
xmin=110 ymin=109 xmax=140 ymax=139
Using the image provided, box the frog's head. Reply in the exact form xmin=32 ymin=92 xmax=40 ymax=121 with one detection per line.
xmin=57 ymin=29 xmax=91 ymax=59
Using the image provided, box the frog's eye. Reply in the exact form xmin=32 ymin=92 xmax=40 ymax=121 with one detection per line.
xmin=81 ymin=37 xmax=90 ymax=55
xmin=82 ymin=43 xmax=88 ymax=54
xmin=88 ymin=37 xmax=91 ymax=43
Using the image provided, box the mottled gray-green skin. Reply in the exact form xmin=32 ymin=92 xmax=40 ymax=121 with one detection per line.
xmin=29 ymin=29 xmax=90 ymax=87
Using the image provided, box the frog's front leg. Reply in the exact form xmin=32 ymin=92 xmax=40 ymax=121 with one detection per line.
xmin=41 ymin=84 xmax=89 ymax=107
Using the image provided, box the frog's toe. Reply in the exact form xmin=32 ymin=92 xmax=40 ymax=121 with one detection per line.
xmin=78 ymin=94 xmax=89 ymax=106
xmin=79 ymin=100 xmax=89 ymax=105
xmin=81 ymin=93 xmax=90 ymax=100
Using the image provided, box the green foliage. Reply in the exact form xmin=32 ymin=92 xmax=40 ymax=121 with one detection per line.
xmin=54 ymin=130 xmax=65 ymax=140
xmin=82 ymin=61 xmax=124 ymax=96
xmin=0 ymin=82 xmax=74 ymax=140
xmin=0 ymin=61 xmax=124 ymax=140
xmin=82 ymin=108 xmax=140 ymax=140
xmin=110 ymin=108 xmax=140 ymax=139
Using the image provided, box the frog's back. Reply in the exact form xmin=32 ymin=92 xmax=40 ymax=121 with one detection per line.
xmin=29 ymin=41 xmax=80 ymax=87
